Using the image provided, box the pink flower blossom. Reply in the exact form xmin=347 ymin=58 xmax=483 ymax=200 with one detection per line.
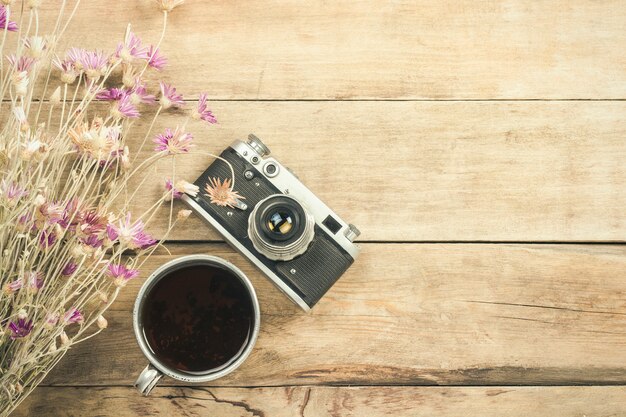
xmin=61 ymin=261 xmax=78 ymax=276
xmin=3 ymin=278 xmax=23 ymax=295
xmin=81 ymin=234 xmax=104 ymax=249
xmin=111 ymin=94 xmax=140 ymax=119
xmin=0 ymin=5 xmax=18 ymax=32
xmin=115 ymin=32 xmax=149 ymax=62
xmin=106 ymin=213 xmax=157 ymax=250
xmin=153 ymin=127 xmax=193 ymax=155
xmin=39 ymin=231 xmax=57 ymax=249
xmin=76 ymin=209 xmax=107 ymax=237
xmin=6 ymin=54 xmax=37 ymax=73
xmin=8 ymin=318 xmax=33 ymax=339
xmin=39 ymin=202 xmax=66 ymax=225
xmin=147 ymin=45 xmax=166 ymax=70
xmin=26 ymin=271 xmax=44 ymax=292
xmin=164 ymin=178 xmax=183 ymax=201
xmin=52 ymin=57 xmax=79 ymax=84
xmin=193 ymin=93 xmax=217 ymax=124
xmin=107 ymin=263 xmax=140 ymax=287
xmin=158 ymin=82 xmax=184 ymax=109
xmin=96 ymin=87 xmax=127 ymax=101
xmin=64 ymin=47 xmax=86 ymax=69
xmin=44 ymin=312 xmax=60 ymax=329
xmin=0 ymin=180 xmax=28 ymax=205
xmin=63 ymin=308 xmax=84 ymax=324
xmin=130 ymin=79 xmax=156 ymax=105
xmin=80 ymin=50 xmax=109 ymax=80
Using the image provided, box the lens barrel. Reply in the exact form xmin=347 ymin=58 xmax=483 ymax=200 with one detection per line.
xmin=248 ymin=195 xmax=314 ymax=261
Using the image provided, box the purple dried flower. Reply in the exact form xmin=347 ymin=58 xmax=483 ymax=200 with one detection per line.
xmin=0 ymin=6 xmax=18 ymax=32
xmin=153 ymin=127 xmax=193 ymax=155
xmin=80 ymin=50 xmax=109 ymax=80
xmin=111 ymin=94 xmax=140 ymax=119
xmin=81 ymin=234 xmax=104 ymax=249
xmin=0 ymin=179 xmax=28 ymax=205
xmin=107 ymin=263 xmax=140 ymax=287
xmin=116 ymin=31 xmax=149 ymax=62
xmin=6 ymin=54 xmax=37 ymax=73
xmin=39 ymin=231 xmax=57 ymax=249
xmin=106 ymin=213 xmax=157 ymax=250
xmin=158 ymin=82 xmax=184 ymax=109
xmin=9 ymin=318 xmax=33 ymax=339
xmin=147 ymin=45 xmax=166 ymax=70
xmin=96 ymin=87 xmax=127 ymax=101
xmin=3 ymin=278 xmax=23 ymax=295
xmin=63 ymin=308 xmax=84 ymax=324
xmin=164 ymin=178 xmax=183 ymax=201
xmin=26 ymin=271 xmax=44 ymax=292
xmin=61 ymin=261 xmax=78 ymax=276
xmin=130 ymin=79 xmax=156 ymax=105
xmin=192 ymin=93 xmax=217 ymax=124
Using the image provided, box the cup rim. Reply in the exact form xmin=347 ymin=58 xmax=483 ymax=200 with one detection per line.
xmin=132 ymin=254 xmax=261 ymax=383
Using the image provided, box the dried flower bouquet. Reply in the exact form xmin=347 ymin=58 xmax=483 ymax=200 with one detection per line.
xmin=0 ymin=0 xmax=231 ymax=414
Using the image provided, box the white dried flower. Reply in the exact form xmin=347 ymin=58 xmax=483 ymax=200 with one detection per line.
xmin=17 ymin=309 xmax=27 ymax=320
xmin=122 ymin=65 xmax=136 ymax=89
xmin=11 ymin=71 xmax=29 ymax=97
xmin=97 ymin=315 xmax=108 ymax=329
xmin=174 ymin=180 xmax=199 ymax=197
xmin=25 ymin=36 xmax=47 ymax=58
xmin=176 ymin=209 xmax=192 ymax=222
xmin=97 ymin=291 xmax=109 ymax=304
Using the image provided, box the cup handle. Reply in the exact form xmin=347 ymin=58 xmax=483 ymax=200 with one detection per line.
xmin=134 ymin=364 xmax=163 ymax=396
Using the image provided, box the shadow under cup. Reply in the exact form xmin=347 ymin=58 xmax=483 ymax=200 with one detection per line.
xmin=133 ymin=255 xmax=260 ymax=395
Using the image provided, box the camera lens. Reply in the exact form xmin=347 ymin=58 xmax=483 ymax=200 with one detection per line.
xmin=267 ymin=211 xmax=293 ymax=235
xmin=248 ymin=195 xmax=314 ymax=261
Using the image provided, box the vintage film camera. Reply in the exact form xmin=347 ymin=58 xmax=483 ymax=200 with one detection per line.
xmin=183 ymin=135 xmax=360 ymax=310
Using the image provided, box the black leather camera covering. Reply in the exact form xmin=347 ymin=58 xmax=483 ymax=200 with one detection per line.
xmin=189 ymin=147 xmax=354 ymax=308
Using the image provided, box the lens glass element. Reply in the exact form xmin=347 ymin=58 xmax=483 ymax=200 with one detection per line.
xmin=267 ymin=211 xmax=294 ymax=235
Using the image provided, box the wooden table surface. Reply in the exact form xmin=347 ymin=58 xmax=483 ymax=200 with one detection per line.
xmin=15 ymin=1 xmax=626 ymax=415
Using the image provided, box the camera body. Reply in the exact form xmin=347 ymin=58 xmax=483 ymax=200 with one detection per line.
xmin=182 ymin=135 xmax=360 ymax=310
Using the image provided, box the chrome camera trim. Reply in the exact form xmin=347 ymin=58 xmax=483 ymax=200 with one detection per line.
xmin=230 ymin=139 xmax=360 ymax=259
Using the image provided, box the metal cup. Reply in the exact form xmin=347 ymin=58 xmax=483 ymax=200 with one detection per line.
xmin=133 ymin=255 xmax=260 ymax=395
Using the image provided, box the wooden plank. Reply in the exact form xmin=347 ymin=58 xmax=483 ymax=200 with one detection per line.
xmin=41 ymin=243 xmax=626 ymax=386
xmin=33 ymin=0 xmax=626 ymax=99
xmin=120 ymin=101 xmax=626 ymax=242
xmin=15 ymin=386 xmax=626 ymax=417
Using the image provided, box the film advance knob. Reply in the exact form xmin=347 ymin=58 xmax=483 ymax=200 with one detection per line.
xmin=344 ymin=224 xmax=361 ymax=242
xmin=247 ymin=134 xmax=271 ymax=157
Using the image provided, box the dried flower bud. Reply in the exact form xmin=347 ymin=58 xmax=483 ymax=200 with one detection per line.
xmin=48 ymin=340 xmax=57 ymax=353
xmin=27 ymin=0 xmax=42 ymax=9
xmin=11 ymin=72 xmax=29 ymax=97
xmin=1 ymin=0 xmax=14 ymax=6
xmin=121 ymin=146 xmax=131 ymax=170
xmin=97 ymin=315 xmax=108 ymax=329
xmin=176 ymin=209 xmax=192 ymax=222
xmin=33 ymin=194 xmax=45 ymax=206
xmin=60 ymin=331 xmax=70 ymax=346
xmin=17 ymin=309 xmax=27 ymax=320
xmin=122 ymin=65 xmax=136 ymax=89
xmin=97 ymin=290 xmax=109 ymax=304
xmin=156 ymin=0 xmax=184 ymax=13
xmin=50 ymin=86 xmax=61 ymax=105
xmin=15 ymin=383 xmax=23 ymax=394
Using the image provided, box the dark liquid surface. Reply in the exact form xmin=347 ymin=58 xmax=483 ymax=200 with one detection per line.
xmin=141 ymin=263 xmax=254 ymax=373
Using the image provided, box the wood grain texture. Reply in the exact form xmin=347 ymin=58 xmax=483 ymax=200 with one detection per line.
xmin=121 ymin=101 xmax=626 ymax=242
xmin=38 ymin=0 xmax=626 ymax=99
xmin=39 ymin=243 xmax=626 ymax=386
xmin=15 ymin=386 xmax=626 ymax=417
